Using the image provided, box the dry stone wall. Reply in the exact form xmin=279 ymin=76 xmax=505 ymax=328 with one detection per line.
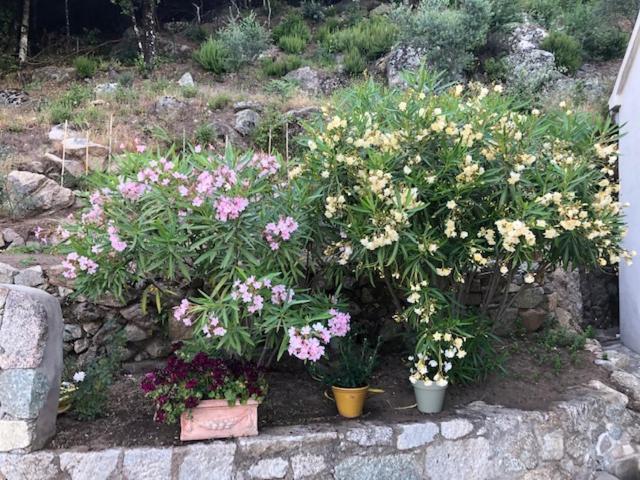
xmin=0 ymin=378 xmax=638 ymax=479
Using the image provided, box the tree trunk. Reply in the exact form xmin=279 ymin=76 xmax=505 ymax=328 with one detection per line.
xmin=18 ymin=0 xmax=30 ymax=64
xmin=64 ymin=0 xmax=70 ymax=40
xmin=140 ymin=0 xmax=157 ymax=70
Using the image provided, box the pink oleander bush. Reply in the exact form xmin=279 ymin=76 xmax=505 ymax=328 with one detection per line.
xmin=62 ymin=146 xmax=349 ymax=365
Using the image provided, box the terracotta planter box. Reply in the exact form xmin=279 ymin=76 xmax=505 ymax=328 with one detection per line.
xmin=180 ymin=399 xmax=259 ymax=441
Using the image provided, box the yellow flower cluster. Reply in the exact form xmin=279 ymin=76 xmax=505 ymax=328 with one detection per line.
xmin=495 ymin=219 xmax=536 ymax=252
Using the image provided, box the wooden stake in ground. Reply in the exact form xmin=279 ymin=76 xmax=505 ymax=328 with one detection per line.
xmin=85 ymin=131 xmax=90 ymax=175
xmin=268 ymin=128 xmax=272 ymax=155
xmin=107 ymin=114 xmax=114 ymax=172
xmin=61 ymin=121 xmax=68 ymax=187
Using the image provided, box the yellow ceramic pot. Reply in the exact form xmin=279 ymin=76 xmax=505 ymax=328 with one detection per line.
xmin=331 ymin=385 xmax=369 ymax=418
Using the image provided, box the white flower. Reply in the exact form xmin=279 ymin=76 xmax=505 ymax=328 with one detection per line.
xmin=500 ymin=265 xmax=509 ymax=275
xmin=403 ymin=165 xmax=412 ymax=175
xmin=524 ymin=273 xmax=535 ymax=284
xmin=73 ymin=371 xmax=86 ymax=383
xmin=446 ymin=200 xmax=457 ymax=210
xmin=436 ymin=267 xmax=452 ymax=277
xmin=399 ymin=101 xmax=407 ymax=112
xmin=307 ymin=140 xmax=317 ymax=151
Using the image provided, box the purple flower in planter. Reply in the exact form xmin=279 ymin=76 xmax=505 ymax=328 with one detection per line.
xmin=185 ymin=396 xmax=199 ymax=408
xmin=185 ymin=379 xmax=198 ymax=390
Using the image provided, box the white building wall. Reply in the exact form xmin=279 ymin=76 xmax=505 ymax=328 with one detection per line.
xmin=616 ymin=58 xmax=640 ymax=353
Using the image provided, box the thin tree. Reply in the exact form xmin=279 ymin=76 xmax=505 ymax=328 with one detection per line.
xmin=111 ymin=0 xmax=159 ymax=71
xmin=18 ymin=0 xmax=30 ymax=64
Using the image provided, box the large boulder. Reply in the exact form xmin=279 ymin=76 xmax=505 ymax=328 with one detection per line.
xmin=4 ymin=171 xmax=75 ymax=218
xmin=285 ymin=67 xmax=323 ymax=94
xmin=378 ymin=45 xmax=429 ymax=88
xmin=0 ymin=286 xmax=63 ymax=452
xmin=504 ymin=21 xmax=562 ymax=93
xmin=234 ymin=109 xmax=261 ymax=136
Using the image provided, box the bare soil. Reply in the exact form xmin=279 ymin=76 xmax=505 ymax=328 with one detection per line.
xmin=48 ymin=338 xmax=609 ymax=450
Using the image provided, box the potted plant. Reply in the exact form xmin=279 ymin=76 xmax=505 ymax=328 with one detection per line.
xmin=141 ymin=346 xmax=267 ymax=441
xmin=409 ymin=330 xmax=466 ymax=413
xmin=311 ymin=337 xmax=380 ymax=418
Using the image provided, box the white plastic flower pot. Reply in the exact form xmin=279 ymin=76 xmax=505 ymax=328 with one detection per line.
xmin=412 ymin=380 xmax=447 ymax=413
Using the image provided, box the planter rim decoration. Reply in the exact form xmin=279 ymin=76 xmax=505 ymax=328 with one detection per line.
xmin=180 ymin=399 xmax=260 ymax=441
xmin=331 ymin=385 xmax=369 ymax=418
xmin=412 ymin=380 xmax=447 ymax=414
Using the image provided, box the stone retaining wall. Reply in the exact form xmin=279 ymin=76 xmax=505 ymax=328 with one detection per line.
xmin=1 ymin=380 xmax=638 ymax=480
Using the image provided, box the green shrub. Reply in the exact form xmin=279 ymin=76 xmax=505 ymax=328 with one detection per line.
xmin=324 ymin=16 xmax=397 ymax=60
xmin=583 ymin=27 xmax=628 ymax=61
xmin=483 ymin=57 xmax=507 ymax=82
xmin=194 ymin=37 xmax=231 ymax=74
xmin=391 ymin=0 xmax=491 ymax=78
xmin=343 ymin=48 xmax=366 ymax=76
xmin=73 ymin=55 xmax=98 ymax=78
xmin=541 ymin=32 xmax=583 ymax=74
xmin=72 ymin=327 xmax=125 ymax=420
xmin=264 ymin=78 xmax=299 ymax=98
xmin=261 ymin=55 xmax=303 ymax=77
xmin=218 ymin=13 xmax=271 ymax=69
xmin=48 ymin=84 xmax=93 ymax=124
xmin=181 ymin=85 xmax=198 ymax=98
xmin=117 ymin=71 xmax=135 ymax=88
xmin=301 ymin=0 xmax=326 ymax=22
xmin=278 ymin=35 xmax=307 ymax=54
xmin=273 ymin=12 xmax=311 ymax=43
xmin=207 ymin=93 xmax=232 ymax=110
xmin=300 ymin=67 xmax=628 ymax=348
xmin=522 ymin=0 xmax=561 ymax=27
xmin=194 ymin=123 xmax=216 ymax=145
xmin=185 ymin=24 xmax=208 ymax=43
xmin=489 ymin=0 xmax=522 ymax=32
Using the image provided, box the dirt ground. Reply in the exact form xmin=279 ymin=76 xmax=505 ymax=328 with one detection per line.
xmin=48 ymin=338 xmax=609 ymax=450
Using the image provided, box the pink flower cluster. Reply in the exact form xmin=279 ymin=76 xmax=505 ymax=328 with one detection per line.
xmin=202 ymin=315 xmax=227 ymax=337
xmin=231 ymin=276 xmax=266 ymax=313
xmin=271 ymin=284 xmax=294 ymax=305
xmin=34 ymin=225 xmax=70 ymax=246
xmin=287 ymin=309 xmax=351 ymax=362
xmin=82 ymin=190 xmax=107 ymax=225
xmin=107 ymin=225 xmax=127 ymax=252
xmin=118 ymin=181 xmax=148 ymax=201
xmin=215 ymin=196 xmax=249 ymax=222
xmin=137 ymin=158 xmax=175 ymax=185
xmin=173 ymin=299 xmax=193 ymax=326
xmin=231 ymin=277 xmax=295 ymax=313
xmin=263 ymin=216 xmax=298 ymax=250
xmin=62 ymin=252 xmax=98 ymax=279
xmin=251 ymin=152 xmax=280 ymax=178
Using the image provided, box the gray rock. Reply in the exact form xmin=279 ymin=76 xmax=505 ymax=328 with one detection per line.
xmin=344 ymin=425 xmax=393 ymax=446
xmin=247 ymin=457 xmax=289 ymax=479
xmin=155 ymin=95 xmax=185 ymax=113
xmin=0 ymin=451 xmax=60 ymax=479
xmin=123 ymin=447 xmax=172 ymax=480
xmin=440 ymin=418 xmax=474 ymax=440
xmin=73 ymin=337 xmax=90 ymax=354
xmin=396 ymin=422 xmax=439 ymax=450
xmin=0 ymin=421 xmax=36 ymax=452
xmin=379 ymin=45 xmax=428 ymax=88
xmin=0 ymin=286 xmax=63 ymax=452
xmin=178 ymin=443 xmax=236 ymax=480
xmin=233 ymin=100 xmax=263 ymax=112
xmin=284 ymin=106 xmax=321 ymax=120
xmin=514 ymin=286 xmax=545 ymax=309
xmin=334 ymin=454 xmax=422 ymax=480
xmin=2 ymin=228 xmax=23 ymax=245
xmin=32 ymin=66 xmax=74 ymax=83
xmin=145 ymin=338 xmax=172 ymax=358
xmin=234 ymin=109 xmax=261 ymax=136
xmin=14 ymin=266 xmax=45 ymax=287
xmin=63 ymin=324 xmax=83 ymax=342
xmin=0 ymin=370 xmax=49 ymax=419
xmin=611 ymin=371 xmax=640 ymax=407
xmin=0 ymin=263 xmax=18 ymax=283
xmin=285 ymin=67 xmax=322 ymax=94
xmin=290 ymin=454 xmax=326 ymax=479
xmin=178 ymin=72 xmax=195 ymax=87
xmin=4 ymin=171 xmax=75 ymax=218
xmin=48 ymin=124 xmax=81 ymax=142
xmin=124 ymin=324 xmax=151 ymax=342
xmin=424 ymin=437 xmax=495 ymax=479
xmin=94 ymin=83 xmax=119 ymax=96
xmin=59 ymin=449 xmax=121 ymax=480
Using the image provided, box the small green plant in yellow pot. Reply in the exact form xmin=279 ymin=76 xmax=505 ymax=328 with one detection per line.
xmin=311 ymin=337 xmax=380 ymax=418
